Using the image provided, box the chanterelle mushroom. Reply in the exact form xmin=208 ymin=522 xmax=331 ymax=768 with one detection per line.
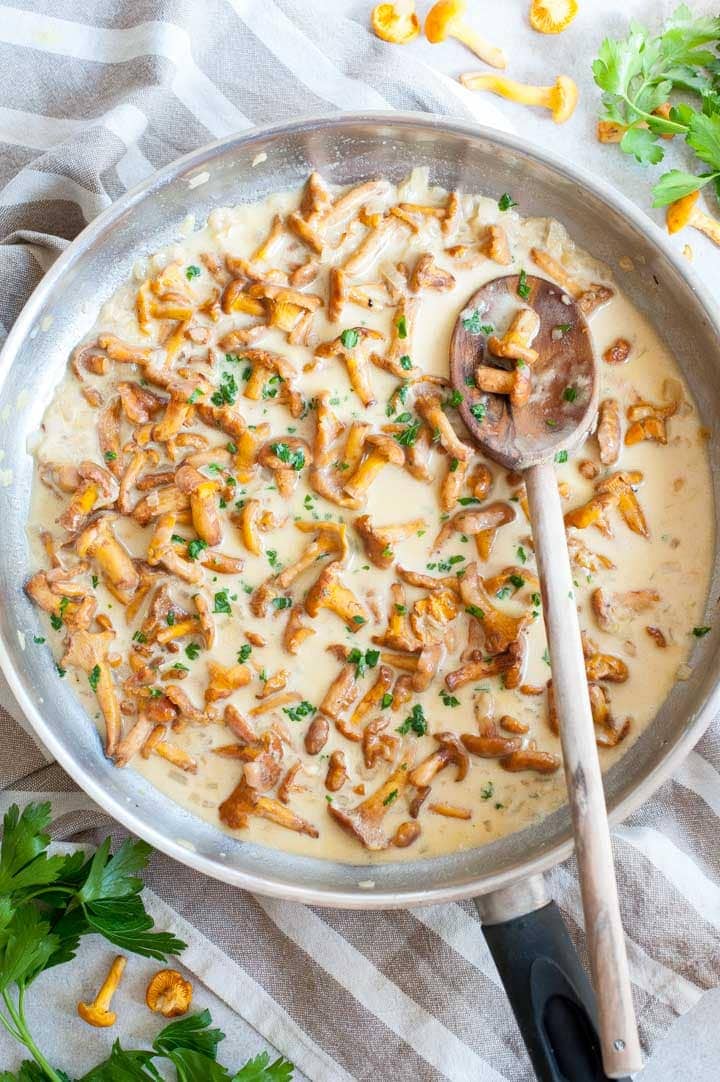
xmin=343 ymin=433 xmax=405 ymax=501
xmin=62 ymin=630 xmax=120 ymax=757
xmin=305 ymin=563 xmax=369 ymax=631
xmin=425 ymin=0 xmax=506 ymax=68
xmin=76 ymin=517 xmax=139 ymax=604
xmin=328 ymin=760 xmax=411 ymax=850
xmin=371 ymin=2 xmax=420 ymax=44
xmin=408 ymin=731 xmax=470 ymax=787
xmin=666 ymin=190 xmax=720 ymax=249
xmin=461 ymin=72 xmax=578 ymax=124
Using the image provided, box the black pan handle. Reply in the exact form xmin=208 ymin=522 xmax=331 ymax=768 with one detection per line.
xmin=479 ymin=893 xmax=632 ymax=1082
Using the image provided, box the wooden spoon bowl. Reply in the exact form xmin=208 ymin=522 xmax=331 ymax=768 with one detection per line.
xmin=451 ymin=274 xmax=599 ymax=469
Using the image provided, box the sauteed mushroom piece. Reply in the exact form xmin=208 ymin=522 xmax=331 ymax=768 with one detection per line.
xmin=328 ymin=760 xmax=411 ymax=850
xmin=62 ymin=630 xmax=121 ymax=757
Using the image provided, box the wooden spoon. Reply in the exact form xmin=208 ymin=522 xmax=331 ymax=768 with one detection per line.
xmin=451 ymin=272 xmax=642 ymax=1079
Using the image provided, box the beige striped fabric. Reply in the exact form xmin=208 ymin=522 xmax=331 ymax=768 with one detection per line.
xmin=1 ymin=3 xmax=719 ymax=1080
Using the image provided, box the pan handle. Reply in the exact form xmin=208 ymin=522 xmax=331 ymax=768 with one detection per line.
xmin=476 ymin=877 xmax=633 ymax=1082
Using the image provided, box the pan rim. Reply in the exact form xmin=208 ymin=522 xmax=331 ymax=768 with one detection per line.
xmin=1 ymin=109 xmax=719 ymax=908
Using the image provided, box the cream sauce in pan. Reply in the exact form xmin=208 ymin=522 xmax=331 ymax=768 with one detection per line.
xmin=27 ymin=170 xmax=713 ymax=864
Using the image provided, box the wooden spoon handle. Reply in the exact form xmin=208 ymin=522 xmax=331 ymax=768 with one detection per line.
xmin=525 ymin=461 xmax=642 ymax=1078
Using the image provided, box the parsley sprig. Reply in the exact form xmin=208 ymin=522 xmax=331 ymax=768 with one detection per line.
xmin=592 ymin=6 xmax=720 ymax=204
xmin=0 ymin=802 xmax=294 ymax=1082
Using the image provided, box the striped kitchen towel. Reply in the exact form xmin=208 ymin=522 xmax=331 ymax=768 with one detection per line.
xmin=1 ymin=2 xmax=719 ymax=1080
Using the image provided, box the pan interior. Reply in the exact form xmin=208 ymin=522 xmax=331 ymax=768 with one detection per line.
xmin=1 ymin=115 xmax=718 ymax=906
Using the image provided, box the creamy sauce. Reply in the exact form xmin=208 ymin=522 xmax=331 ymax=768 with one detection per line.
xmin=27 ymin=171 xmax=714 ymax=865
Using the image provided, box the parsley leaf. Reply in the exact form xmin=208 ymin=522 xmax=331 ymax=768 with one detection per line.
xmin=517 ymin=269 xmax=530 ymax=299
xmin=187 ymin=539 xmax=208 ymax=561
xmin=340 ymin=328 xmax=359 ymax=349
xmin=213 ymin=591 xmax=232 ymax=615
xmin=396 ymin=703 xmax=427 ymax=736
xmin=498 ymin=192 xmax=517 ymax=211
xmin=270 ymin=442 xmax=305 ymax=471
xmin=211 ymin=371 xmax=238 ymax=408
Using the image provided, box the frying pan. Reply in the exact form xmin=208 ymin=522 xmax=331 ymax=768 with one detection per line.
xmin=1 ymin=114 xmax=718 ymax=1082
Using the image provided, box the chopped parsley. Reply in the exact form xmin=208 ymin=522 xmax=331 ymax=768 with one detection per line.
xmin=393 ymin=419 xmax=421 ymax=447
xmin=271 ymin=441 xmax=305 ymax=471
xmin=187 ymin=539 xmax=208 ymax=561
xmin=555 ymin=323 xmax=572 ymax=336
xmin=555 ymin=450 xmax=569 ymax=464
xmin=132 ymin=630 xmax=147 ymax=644
xmin=266 ymin=549 xmax=281 ymax=571
xmin=50 ymin=614 xmax=62 ymax=631
xmin=498 ymin=193 xmax=518 ymax=211
xmin=104 ymin=450 xmax=117 ymax=462
xmin=517 ymin=545 xmax=527 ymax=564
xmin=542 ymin=648 xmax=552 ymax=666
xmin=340 ymin=327 xmax=360 ymax=349
xmin=546 ymin=418 xmax=559 ymax=429
xmin=383 ymin=789 xmax=399 ymax=806
xmin=166 ymin=612 xmax=175 ymax=626
xmin=237 ymin=644 xmax=252 ymax=663
xmin=509 ymin=574 xmax=525 ymax=589
xmin=396 ymin=703 xmax=427 ymax=737
xmin=187 ymin=387 xmax=204 ymax=404
xmin=88 ymin=665 xmax=101 ymax=692
xmin=445 ymin=389 xmax=463 ymax=409
xmin=56 ymin=664 xmax=66 ymax=678
xmin=282 ymin=700 xmax=316 ymax=721
xmin=185 ymin=264 xmax=201 ymax=279
xmin=226 ymin=441 xmax=238 ymax=454
xmin=449 ymin=457 xmax=459 ymax=473
xmin=381 ymin=693 xmax=394 ymax=709
xmin=469 ymin=402 xmax=486 ymax=423
xmin=465 ymin=604 xmax=485 ymax=620
xmin=517 ymin=269 xmax=530 ymax=299
xmin=481 ymin=781 xmax=494 ymax=800
xmin=272 ymin=596 xmax=292 ymax=611
xmin=396 ymin=315 xmax=408 ymax=339
xmin=91 ymin=575 xmax=99 ymax=589
xmin=352 ymin=615 xmax=366 ymax=626
xmin=347 ymin=647 xmax=380 ymax=678
xmin=439 ymin=689 xmax=460 ymax=708
xmin=213 ymin=590 xmax=232 ymax=615
xmin=531 ymin=592 xmax=541 ymax=608
xmin=461 ymin=310 xmax=486 ymax=335
xmin=185 ymin=642 xmax=202 ymax=660
xmin=33 ymin=635 xmax=45 ymax=644
xmin=458 ymin=496 xmax=481 ymax=506
xmin=399 ymin=354 xmax=413 ymax=370
xmin=262 ymin=374 xmax=282 ymax=399
xmin=211 ymin=370 xmax=238 ymax=407
xmin=693 ymin=626 xmax=711 ymax=637
xmin=563 ymin=385 xmax=578 ymax=402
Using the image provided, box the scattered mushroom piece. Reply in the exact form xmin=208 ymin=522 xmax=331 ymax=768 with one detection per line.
xmin=147 ymin=513 xmax=203 ymax=584
xmin=415 ymin=392 xmax=472 ymax=461
xmin=363 ymin=716 xmax=399 ymax=769
xmin=58 ymin=461 xmax=118 ymax=533
xmin=315 ymin=327 xmax=382 ymax=407
xmin=461 ymin=73 xmax=577 ymax=123
xmin=76 ymin=517 xmax=139 ymax=604
xmin=371 ymin=2 xmax=420 ymax=43
xmin=426 ymin=1 xmax=506 ymax=68
xmin=529 ymin=0 xmax=578 ymax=34
xmin=487 ymin=308 xmax=540 ymax=366
xmin=408 ymin=731 xmax=469 ymax=787
xmin=355 ymin=514 xmax=426 ymax=568
xmin=78 ymin=956 xmax=126 ymax=1028
xmin=62 ymin=630 xmax=120 ymax=757
xmin=327 ymin=760 xmax=411 ymax=850
xmin=603 ymin=338 xmax=631 ymax=365
xmin=146 ymin=970 xmax=193 ymax=1018
xmin=595 ymin=470 xmax=649 ymax=538
xmin=409 ymin=252 xmax=456 ymax=293
xmin=205 ymin=661 xmax=252 ymax=703
xmin=283 ymin=606 xmax=316 ymax=654
xmin=220 ymin=776 xmax=319 ymax=837
xmin=433 ymin=500 xmax=515 ymax=554
xmin=591 ymin=587 xmax=659 ymax=635
xmin=343 ymin=434 xmax=405 ymax=502
xmin=666 ymin=191 xmax=720 ymax=249
xmin=174 ymin=464 xmax=222 ymax=546
xmin=597 ymin=398 xmax=622 ymax=465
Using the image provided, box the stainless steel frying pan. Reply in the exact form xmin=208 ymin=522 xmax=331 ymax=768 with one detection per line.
xmin=1 ymin=114 xmax=718 ymax=1082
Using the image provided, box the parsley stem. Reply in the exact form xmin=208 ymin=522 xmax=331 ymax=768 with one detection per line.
xmin=2 ymin=988 xmax=63 ymax=1082
xmin=620 ymin=92 xmax=687 ymax=134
